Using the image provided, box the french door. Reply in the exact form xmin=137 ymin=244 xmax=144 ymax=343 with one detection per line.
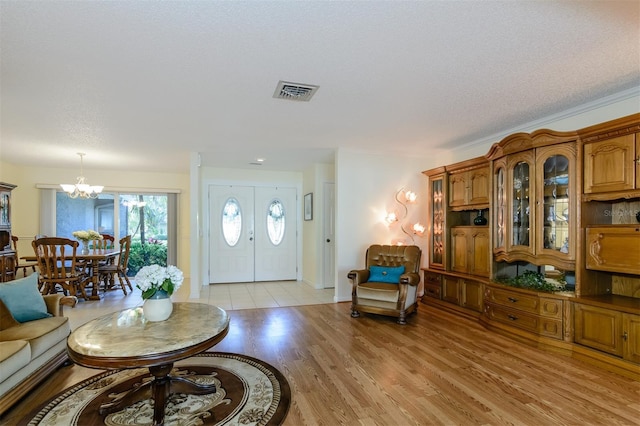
xmin=209 ymin=185 xmax=297 ymax=283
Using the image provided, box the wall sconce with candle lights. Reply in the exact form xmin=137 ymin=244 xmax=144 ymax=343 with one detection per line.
xmin=385 ymin=187 xmax=424 ymax=244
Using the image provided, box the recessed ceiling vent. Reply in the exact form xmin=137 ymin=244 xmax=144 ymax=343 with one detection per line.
xmin=273 ymin=80 xmax=319 ymax=102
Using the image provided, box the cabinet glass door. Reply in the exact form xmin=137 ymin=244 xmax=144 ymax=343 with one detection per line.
xmin=512 ymin=161 xmax=531 ymax=247
xmin=429 ymin=175 xmax=445 ymax=269
xmin=493 ymin=161 xmax=506 ymax=256
xmin=541 ymin=154 xmax=569 ymax=253
xmin=535 ymin=143 xmax=576 ymax=268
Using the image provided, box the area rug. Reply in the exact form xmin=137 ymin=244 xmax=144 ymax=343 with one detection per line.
xmin=22 ymin=352 xmax=290 ymax=426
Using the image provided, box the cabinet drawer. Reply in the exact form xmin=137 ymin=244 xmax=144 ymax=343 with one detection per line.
xmin=423 ymin=272 xmax=442 ymax=286
xmin=586 ymin=225 xmax=640 ymax=275
xmin=423 ymin=284 xmax=441 ymax=299
xmin=485 ymin=287 xmax=563 ymax=319
xmin=485 ymin=303 xmax=563 ymax=340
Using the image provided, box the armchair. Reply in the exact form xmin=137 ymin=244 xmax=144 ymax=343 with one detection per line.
xmin=348 ymin=244 xmax=422 ymax=324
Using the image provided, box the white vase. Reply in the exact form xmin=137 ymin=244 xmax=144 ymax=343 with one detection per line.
xmin=81 ymin=241 xmax=90 ymax=255
xmin=143 ymin=291 xmax=173 ymax=322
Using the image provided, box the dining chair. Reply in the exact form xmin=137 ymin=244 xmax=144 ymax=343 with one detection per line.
xmin=11 ymin=235 xmax=37 ymax=277
xmin=100 ymin=235 xmax=133 ymax=295
xmin=94 ymin=234 xmax=115 ymax=250
xmin=32 ymin=237 xmax=87 ymax=299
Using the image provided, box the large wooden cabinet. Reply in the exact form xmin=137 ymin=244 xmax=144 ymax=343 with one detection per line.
xmin=422 ymin=114 xmax=640 ymax=380
xmin=0 ymin=182 xmax=16 ymax=283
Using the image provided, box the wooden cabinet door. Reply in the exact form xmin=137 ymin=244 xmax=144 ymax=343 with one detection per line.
xmin=623 ymin=314 xmax=640 ymax=364
xmin=469 ymin=227 xmax=490 ymax=277
xmin=584 ymin=133 xmax=637 ymax=193
xmin=450 ymin=227 xmax=469 ymax=274
xmin=448 ymin=172 xmax=467 ymax=207
xmin=586 ymin=225 xmax=640 ymax=275
xmin=636 ymin=137 xmax=640 ymax=189
xmin=574 ymin=304 xmax=623 ymax=356
xmin=468 ymin=167 xmax=490 ymax=206
xmin=461 ymin=279 xmax=483 ymax=312
xmin=442 ymin=276 xmax=460 ymax=305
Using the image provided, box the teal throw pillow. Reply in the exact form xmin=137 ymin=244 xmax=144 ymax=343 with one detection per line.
xmin=0 ymin=273 xmax=51 ymax=323
xmin=368 ymin=265 xmax=405 ymax=284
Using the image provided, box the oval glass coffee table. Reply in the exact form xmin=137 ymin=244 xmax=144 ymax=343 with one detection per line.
xmin=67 ymin=302 xmax=230 ymax=426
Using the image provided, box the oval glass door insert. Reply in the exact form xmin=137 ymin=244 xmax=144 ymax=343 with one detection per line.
xmin=222 ymin=198 xmax=242 ymax=246
xmin=266 ymin=199 xmax=285 ymax=246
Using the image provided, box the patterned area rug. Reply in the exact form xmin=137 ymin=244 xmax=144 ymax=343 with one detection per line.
xmin=22 ymin=352 xmax=290 ymax=426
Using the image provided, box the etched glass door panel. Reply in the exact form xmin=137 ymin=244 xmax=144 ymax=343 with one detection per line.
xmin=222 ymin=198 xmax=242 ymax=247
xmin=429 ymin=175 xmax=445 ymax=269
xmin=266 ymin=199 xmax=285 ymax=245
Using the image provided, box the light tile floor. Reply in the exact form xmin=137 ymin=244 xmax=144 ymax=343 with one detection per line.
xmin=66 ymin=280 xmax=336 ymax=330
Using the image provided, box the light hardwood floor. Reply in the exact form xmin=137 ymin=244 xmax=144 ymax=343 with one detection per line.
xmin=3 ymin=300 xmax=640 ymax=425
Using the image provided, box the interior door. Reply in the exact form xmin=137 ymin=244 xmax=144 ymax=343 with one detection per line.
xmin=209 ymin=185 xmax=255 ymax=283
xmin=323 ymin=182 xmax=335 ymax=288
xmin=254 ymin=187 xmax=297 ymax=281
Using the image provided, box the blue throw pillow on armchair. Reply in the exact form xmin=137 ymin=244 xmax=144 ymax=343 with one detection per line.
xmin=368 ymin=265 xmax=405 ymax=283
xmin=0 ymin=273 xmax=51 ymax=323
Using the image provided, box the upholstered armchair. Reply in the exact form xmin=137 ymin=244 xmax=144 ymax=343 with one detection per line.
xmin=348 ymin=244 xmax=422 ymax=324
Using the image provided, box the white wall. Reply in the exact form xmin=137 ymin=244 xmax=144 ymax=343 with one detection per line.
xmin=334 ymin=148 xmax=444 ymax=302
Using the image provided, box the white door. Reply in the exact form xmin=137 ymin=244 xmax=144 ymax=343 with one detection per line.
xmin=209 ymin=185 xmax=297 ymax=283
xmin=209 ymin=185 xmax=255 ymax=283
xmin=254 ymin=187 xmax=297 ymax=281
xmin=322 ymin=182 xmax=335 ymax=288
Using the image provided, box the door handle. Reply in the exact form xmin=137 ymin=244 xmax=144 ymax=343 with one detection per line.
xmin=249 ymin=237 xmax=253 ymax=241
xmin=326 ymin=239 xmax=331 ymax=242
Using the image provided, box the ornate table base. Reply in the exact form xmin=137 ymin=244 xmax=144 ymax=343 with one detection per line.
xmin=99 ymin=363 xmax=218 ymax=426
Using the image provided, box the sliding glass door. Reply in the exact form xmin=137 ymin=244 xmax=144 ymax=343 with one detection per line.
xmin=54 ymin=191 xmax=175 ymax=276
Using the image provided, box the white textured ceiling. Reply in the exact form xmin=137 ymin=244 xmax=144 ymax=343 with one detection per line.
xmin=1 ymin=1 xmax=639 ymax=173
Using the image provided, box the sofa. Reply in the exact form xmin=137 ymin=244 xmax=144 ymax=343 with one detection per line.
xmin=348 ymin=244 xmax=422 ymax=324
xmin=0 ymin=273 xmax=76 ymax=415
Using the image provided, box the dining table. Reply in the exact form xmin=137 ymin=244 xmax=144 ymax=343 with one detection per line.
xmin=23 ymin=248 xmax=120 ymax=300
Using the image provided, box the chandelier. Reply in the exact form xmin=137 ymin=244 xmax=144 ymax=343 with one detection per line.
xmin=60 ymin=153 xmax=104 ymax=199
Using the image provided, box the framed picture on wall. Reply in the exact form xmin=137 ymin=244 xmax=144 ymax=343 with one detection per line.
xmin=304 ymin=193 xmax=313 ymax=221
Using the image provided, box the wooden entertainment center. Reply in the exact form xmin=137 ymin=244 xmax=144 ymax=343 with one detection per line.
xmin=422 ymin=114 xmax=640 ymax=379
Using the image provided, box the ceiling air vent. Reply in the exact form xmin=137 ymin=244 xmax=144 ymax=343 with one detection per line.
xmin=273 ymin=81 xmax=319 ymax=102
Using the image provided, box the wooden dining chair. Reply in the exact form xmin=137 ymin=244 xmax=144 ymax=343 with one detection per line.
xmin=11 ymin=235 xmax=37 ymax=277
xmin=100 ymin=235 xmax=133 ymax=295
xmin=32 ymin=237 xmax=87 ymax=299
xmin=93 ymin=234 xmax=115 ymax=250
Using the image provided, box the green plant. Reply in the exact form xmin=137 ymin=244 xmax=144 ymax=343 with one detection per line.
xmin=495 ymin=271 xmax=565 ymax=292
xmin=127 ymin=241 xmax=167 ymax=276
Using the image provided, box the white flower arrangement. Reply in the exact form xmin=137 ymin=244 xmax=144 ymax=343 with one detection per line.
xmin=72 ymin=229 xmax=103 ymax=242
xmin=135 ymin=264 xmax=183 ymax=300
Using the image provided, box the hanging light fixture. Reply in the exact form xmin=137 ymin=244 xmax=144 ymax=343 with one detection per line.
xmin=60 ymin=153 xmax=104 ymax=199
